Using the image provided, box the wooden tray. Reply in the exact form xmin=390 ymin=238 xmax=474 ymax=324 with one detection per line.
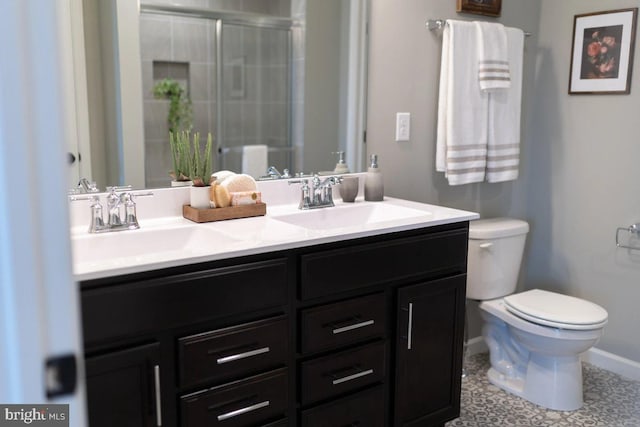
xmin=183 ymin=203 xmax=266 ymax=223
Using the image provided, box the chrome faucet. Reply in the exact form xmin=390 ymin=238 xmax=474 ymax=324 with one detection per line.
xmin=262 ymin=166 xmax=292 ymax=179
xmin=70 ymin=186 xmax=153 ymax=233
xmin=68 ymin=178 xmax=99 ymax=195
xmin=289 ymin=174 xmax=343 ymax=209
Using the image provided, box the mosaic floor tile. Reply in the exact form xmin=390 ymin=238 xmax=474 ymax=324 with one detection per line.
xmin=446 ymin=352 xmax=640 ymax=427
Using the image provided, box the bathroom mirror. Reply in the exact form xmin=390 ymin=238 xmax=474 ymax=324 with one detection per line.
xmin=76 ymin=0 xmax=368 ymax=190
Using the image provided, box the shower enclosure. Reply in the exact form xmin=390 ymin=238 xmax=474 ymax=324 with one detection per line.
xmin=139 ymin=3 xmax=293 ymax=187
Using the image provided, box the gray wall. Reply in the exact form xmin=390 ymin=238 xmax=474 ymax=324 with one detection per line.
xmin=526 ymin=0 xmax=640 ymax=362
xmin=367 ymin=0 xmax=640 ymax=362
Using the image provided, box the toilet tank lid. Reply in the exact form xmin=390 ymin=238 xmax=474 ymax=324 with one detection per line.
xmin=469 ymin=218 xmax=529 ymax=239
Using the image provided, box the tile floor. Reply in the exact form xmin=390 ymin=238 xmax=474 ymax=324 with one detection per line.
xmin=445 ymin=353 xmax=640 ymax=426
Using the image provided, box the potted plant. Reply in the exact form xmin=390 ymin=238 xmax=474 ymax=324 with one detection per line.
xmin=169 ymin=131 xmax=192 ymax=186
xmin=154 ymin=78 xmax=195 ymax=185
xmin=189 ymin=132 xmax=214 ymax=209
xmin=153 ymin=78 xmax=193 ymax=133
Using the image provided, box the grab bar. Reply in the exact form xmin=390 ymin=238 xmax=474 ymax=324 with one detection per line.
xmin=615 ymin=223 xmax=640 ymax=250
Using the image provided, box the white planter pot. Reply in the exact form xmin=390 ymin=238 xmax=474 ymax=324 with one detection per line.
xmin=190 ymin=186 xmax=212 ymax=209
xmin=171 ymin=180 xmax=192 ymax=187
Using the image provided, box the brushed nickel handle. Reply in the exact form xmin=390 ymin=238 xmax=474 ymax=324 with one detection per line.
xmin=407 ymin=302 xmax=414 ymax=350
xmin=332 ymin=369 xmax=374 ymax=385
xmin=153 ymin=365 xmax=162 ymax=426
xmin=332 ymin=319 xmax=375 ymax=334
xmin=217 ymin=400 xmax=270 ymax=421
xmin=216 ymin=347 xmax=270 ymax=364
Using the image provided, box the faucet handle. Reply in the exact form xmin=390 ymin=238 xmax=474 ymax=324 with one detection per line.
xmin=69 ymin=194 xmax=100 ymax=203
xmin=120 ymin=191 xmax=153 ymax=229
xmin=128 ymin=190 xmax=154 ymax=198
xmin=106 ymin=185 xmax=133 ymax=193
xmin=288 ymin=178 xmax=309 ymax=186
xmin=69 ymin=194 xmax=105 ymax=232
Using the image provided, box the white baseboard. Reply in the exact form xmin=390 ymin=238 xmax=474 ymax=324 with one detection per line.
xmin=581 ymin=347 xmax=640 ymax=382
xmin=465 ymin=336 xmax=488 ymax=356
xmin=466 ymin=337 xmax=640 ymax=382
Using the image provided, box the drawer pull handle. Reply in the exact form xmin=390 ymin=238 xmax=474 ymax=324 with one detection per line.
xmin=216 ymin=347 xmax=270 ymax=364
xmin=217 ymin=400 xmax=270 ymax=421
xmin=407 ymin=302 xmax=414 ymax=350
xmin=332 ymin=320 xmax=375 ymax=334
xmin=153 ymin=365 xmax=162 ymax=426
xmin=332 ymin=369 xmax=374 ymax=385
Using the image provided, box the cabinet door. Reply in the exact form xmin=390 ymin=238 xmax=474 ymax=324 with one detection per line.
xmin=85 ymin=343 xmax=161 ymax=427
xmin=394 ymin=275 xmax=466 ymax=427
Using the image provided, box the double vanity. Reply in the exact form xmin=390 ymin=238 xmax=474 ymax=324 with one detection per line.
xmin=71 ymin=178 xmax=478 ymax=427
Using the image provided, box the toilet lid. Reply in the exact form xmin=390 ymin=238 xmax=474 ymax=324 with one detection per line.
xmin=503 ymin=289 xmax=608 ymax=330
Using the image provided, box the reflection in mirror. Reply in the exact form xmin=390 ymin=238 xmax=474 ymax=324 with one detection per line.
xmin=79 ymin=0 xmax=368 ymax=190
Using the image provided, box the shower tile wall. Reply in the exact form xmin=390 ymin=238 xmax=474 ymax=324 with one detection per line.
xmin=140 ymin=13 xmax=216 ymax=188
xmin=220 ymin=24 xmax=290 ymax=173
xmin=139 ymin=0 xmax=292 ymax=186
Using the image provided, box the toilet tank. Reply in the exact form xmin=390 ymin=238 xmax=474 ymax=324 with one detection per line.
xmin=467 ymin=218 xmax=529 ymax=300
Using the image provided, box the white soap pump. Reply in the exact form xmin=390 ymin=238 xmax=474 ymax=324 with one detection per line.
xmin=364 ymin=154 xmax=384 ymax=201
xmin=333 ymin=151 xmax=350 ymax=174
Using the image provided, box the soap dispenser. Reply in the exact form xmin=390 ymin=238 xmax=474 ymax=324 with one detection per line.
xmin=333 ymin=151 xmax=350 ymax=174
xmin=364 ymin=154 xmax=384 ymax=201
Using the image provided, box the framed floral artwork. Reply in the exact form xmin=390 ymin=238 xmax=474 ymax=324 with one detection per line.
xmin=456 ymin=0 xmax=501 ymax=17
xmin=569 ymin=8 xmax=638 ymax=94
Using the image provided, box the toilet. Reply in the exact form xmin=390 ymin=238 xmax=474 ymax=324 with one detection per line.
xmin=467 ymin=218 xmax=608 ymax=411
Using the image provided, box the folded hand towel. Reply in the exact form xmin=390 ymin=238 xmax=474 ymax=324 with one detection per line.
xmin=486 ymin=27 xmax=524 ymax=183
xmin=436 ymin=20 xmax=488 ymax=185
xmin=475 ymin=22 xmax=511 ymax=91
xmin=241 ymin=144 xmax=268 ymax=178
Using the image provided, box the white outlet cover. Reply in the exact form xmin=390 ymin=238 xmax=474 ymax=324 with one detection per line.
xmin=395 ymin=112 xmax=410 ymax=142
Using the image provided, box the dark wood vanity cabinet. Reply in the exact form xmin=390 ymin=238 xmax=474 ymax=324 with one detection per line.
xmin=81 ymin=257 xmax=291 ymax=427
xmin=394 ymin=276 xmax=466 ymax=427
xmin=85 ymin=342 xmax=161 ymax=427
xmin=80 ymin=221 xmax=468 ymax=427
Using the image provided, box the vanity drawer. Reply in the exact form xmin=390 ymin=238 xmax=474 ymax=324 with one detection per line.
xmin=180 ymin=368 xmax=288 ymax=427
xmin=300 ymin=386 xmax=385 ymax=427
xmin=82 ymin=259 xmax=287 ymax=346
xmin=179 ymin=316 xmax=288 ymax=388
xmin=300 ymin=229 xmax=468 ymax=299
xmin=300 ymin=293 xmax=386 ymax=354
xmin=300 ymin=341 xmax=386 ymax=405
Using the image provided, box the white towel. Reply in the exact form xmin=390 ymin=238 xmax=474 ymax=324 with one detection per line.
xmin=436 ymin=20 xmax=488 ymax=185
xmin=241 ymin=144 xmax=268 ymax=178
xmin=486 ymin=27 xmax=524 ymax=183
xmin=475 ymin=22 xmax=511 ymax=91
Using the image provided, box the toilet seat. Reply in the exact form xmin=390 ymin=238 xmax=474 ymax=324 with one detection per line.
xmin=503 ymin=289 xmax=608 ymax=330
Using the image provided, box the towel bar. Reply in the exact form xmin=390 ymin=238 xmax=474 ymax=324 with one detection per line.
xmin=615 ymin=223 xmax=640 ymax=250
xmin=426 ymin=19 xmax=532 ymax=37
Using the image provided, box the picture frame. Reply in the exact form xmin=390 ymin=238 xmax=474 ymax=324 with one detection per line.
xmin=456 ymin=0 xmax=502 ymax=18
xmin=569 ymin=8 xmax=638 ymax=94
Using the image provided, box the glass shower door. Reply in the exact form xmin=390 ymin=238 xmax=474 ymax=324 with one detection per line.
xmin=219 ymin=23 xmax=291 ymax=175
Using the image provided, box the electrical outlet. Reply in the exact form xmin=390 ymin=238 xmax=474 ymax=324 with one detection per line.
xmin=395 ymin=112 xmax=410 ymax=142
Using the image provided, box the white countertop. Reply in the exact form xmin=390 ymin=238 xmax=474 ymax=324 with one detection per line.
xmin=70 ymin=180 xmax=478 ymax=282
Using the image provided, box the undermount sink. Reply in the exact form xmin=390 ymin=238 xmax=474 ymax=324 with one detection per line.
xmin=71 ymin=225 xmax=240 ymax=266
xmin=270 ymin=202 xmax=430 ymax=230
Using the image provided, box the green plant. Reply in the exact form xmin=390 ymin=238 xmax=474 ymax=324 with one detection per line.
xmin=189 ymin=132 xmax=213 ymax=187
xmin=169 ymin=131 xmax=192 ymax=181
xmin=153 ymin=78 xmax=192 ymax=133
